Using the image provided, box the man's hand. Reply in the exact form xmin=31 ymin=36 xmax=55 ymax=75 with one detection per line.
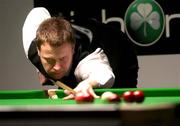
xmin=38 ymin=72 xmax=48 ymax=84
xmin=63 ymin=80 xmax=100 ymax=100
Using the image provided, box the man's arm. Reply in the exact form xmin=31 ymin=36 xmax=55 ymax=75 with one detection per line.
xmin=22 ymin=7 xmax=54 ymax=86
xmin=37 ymin=71 xmax=54 ymax=86
xmin=74 ymin=48 xmax=115 ymax=88
xmin=22 ymin=7 xmax=51 ymax=58
xmin=62 ymin=48 xmax=114 ymax=99
xmin=37 ymin=71 xmax=48 ymax=84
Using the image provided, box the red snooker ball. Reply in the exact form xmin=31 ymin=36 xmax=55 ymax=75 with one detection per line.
xmin=122 ymin=91 xmax=135 ymax=103
xmin=133 ymin=90 xmax=145 ymax=103
xmin=108 ymin=94 xmax=121 ymax=103
xmin=101 ymin=92 xmax=121 ymax=103
xmin=75 ymin=92 xmax=94 ymax=103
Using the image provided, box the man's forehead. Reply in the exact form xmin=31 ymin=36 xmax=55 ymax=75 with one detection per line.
xmin=39 ymin=42 xmax=73 ymax=57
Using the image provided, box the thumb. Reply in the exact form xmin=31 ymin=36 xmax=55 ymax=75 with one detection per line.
xmin=63 ymin=94 xmax=75 ymax=100
xmin=64 ymin=89 xmax=71 ymax=95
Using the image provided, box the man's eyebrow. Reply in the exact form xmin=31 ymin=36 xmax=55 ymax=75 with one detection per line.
xmin=42 ymin=56 xmax=53 ymax=59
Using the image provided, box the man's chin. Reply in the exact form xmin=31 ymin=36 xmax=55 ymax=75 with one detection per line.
xmin=51 ymin=74 xmax=64 ymax=80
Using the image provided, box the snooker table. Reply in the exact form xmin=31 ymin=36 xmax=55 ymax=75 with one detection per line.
xmin=0 ymin=88 xmax=180 ymax=126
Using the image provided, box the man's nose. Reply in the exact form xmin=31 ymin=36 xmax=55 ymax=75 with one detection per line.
xmin=53 ymin=62 xmax=62 ymax=70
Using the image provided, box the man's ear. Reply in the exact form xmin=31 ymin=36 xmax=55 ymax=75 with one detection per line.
xmin=37 ymin=47 xmax=40 ymax=56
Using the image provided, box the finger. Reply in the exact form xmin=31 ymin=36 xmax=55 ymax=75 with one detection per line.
xmin=64 ymin=89 xmax=71 ymax=95
xmin=88 ymin=88 xmax=100 ymax=99
xmin=63 ymin=94 xmax=75 ymax=100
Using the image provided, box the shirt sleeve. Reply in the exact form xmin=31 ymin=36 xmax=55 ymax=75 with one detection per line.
xmin=22 ymin=7 xmax=51 ymax=58
xmin=74 ymin=48 xmax=115 ymax=88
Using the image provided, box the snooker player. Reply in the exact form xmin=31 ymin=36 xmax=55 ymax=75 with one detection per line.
xmin=22 ymin=7 xmax=139 ymax=99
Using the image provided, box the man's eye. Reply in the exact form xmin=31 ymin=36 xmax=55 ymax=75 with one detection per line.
xmin=60 ymin=57 xmax=67 ymax=62
xmin=46 ymin=59 xmax=55 ymax=64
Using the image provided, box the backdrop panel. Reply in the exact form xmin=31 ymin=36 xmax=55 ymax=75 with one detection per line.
xmin=34 ymin=0 xmax=180 ymax=55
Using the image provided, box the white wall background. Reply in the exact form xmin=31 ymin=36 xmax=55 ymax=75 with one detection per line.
xmin=138 ymin=54 xmax=180 ymax=88
xmin=0 ymin=0 xmax=179 ymax=90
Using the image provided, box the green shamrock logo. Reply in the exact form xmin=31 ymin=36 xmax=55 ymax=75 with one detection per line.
xmin=125 ymin=0 xmax=165 ymax=46
xmin=131 ymin=3 xmax=160 ymax=36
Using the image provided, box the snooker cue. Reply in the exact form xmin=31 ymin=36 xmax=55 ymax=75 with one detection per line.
xmin=50 ymin=79 xmax=76 ymax=94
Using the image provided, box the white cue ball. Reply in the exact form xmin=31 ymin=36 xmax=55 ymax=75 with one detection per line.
xmin=101 ymin=91 xmax=116 ymax=100
xmin=51 ymin=95 xmax=58 ymax=99
xmin=48 ymin=89 xmax=58 ymax=99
